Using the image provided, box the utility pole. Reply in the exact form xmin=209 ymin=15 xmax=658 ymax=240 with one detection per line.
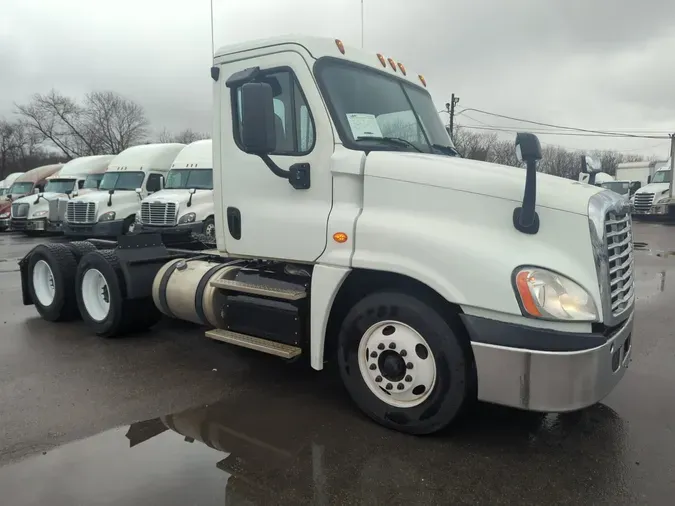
xmin=447 ymin=94 xmax=460 ymax=139
xmin=670 ymin=133 xmax=675 ymax=200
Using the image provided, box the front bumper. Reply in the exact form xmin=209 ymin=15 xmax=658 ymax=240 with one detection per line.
xmin=136 ymin=221 xmax=203 ymax=235
xmin=0 ymin=218 xmax=9 ymax=231
xmin=632 ymin=202 xmax=674 ymax=217
xmin=63 ymin=219 xmax=125 ymax=238
xmin=15 ymin=218 xmax=63 ymax=233
xmin=463 ymin=313 xmax=633 ymax=412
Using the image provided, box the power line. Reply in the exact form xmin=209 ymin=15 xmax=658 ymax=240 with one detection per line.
xmin=455 ymin=107 xmax=670 ymax=139
xmin=457 ymin=124 xmax=667 ymax=139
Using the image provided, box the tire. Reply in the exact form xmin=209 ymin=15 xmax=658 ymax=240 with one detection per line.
xmin=203 ymin=217 xmax=215 ymax=240
xmin=75 ymin=249 xmax=160 ymax=337
xmin=337 ymin=291 xmax=472 ymax=435
xmin=26 ymin=243 xmax=79 ymax=322
xmin=65 ymin=241 xmax=97 ymax=263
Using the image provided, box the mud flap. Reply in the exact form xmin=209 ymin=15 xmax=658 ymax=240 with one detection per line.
xmin=18 ymin=254 xmax=33 ymax=306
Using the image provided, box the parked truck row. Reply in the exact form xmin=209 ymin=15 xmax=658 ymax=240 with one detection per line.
xmin=15 ymin=36 xmax=633 ymax=434
xmin=1 ymin=140 xmax=216 ymax=240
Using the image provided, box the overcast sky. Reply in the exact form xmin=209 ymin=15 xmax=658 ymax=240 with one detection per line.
xmin=1 ymin=0 xmax=674 ymax=158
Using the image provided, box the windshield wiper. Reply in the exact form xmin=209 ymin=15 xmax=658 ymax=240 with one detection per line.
xmin=356 ymin=136 xmax=423 ymax=153
xmin=431 ymin=144 xmax=461 ymax=157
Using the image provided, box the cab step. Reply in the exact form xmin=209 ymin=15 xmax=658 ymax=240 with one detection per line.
xmin=205 ymin=329 xmax=302 ymax=359
xmin=209 ymin=278 xmax=307 ymax=301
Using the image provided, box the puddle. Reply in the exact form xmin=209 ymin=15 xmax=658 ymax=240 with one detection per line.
xmin=0 ymin=390 xmax=635 ymax=506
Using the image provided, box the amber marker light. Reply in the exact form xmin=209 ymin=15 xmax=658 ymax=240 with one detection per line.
xmin=387 ymin=58 xmax=397 ymax=71
xmin=335 ymin=39 xmax=345 ymax=54
xmin=333 ymin=232 xmax=348 ymax=243
xmin=515 ymin=270 xmax=542 ymax=317
xmin=418 ymin=75 xmax=427 ymax=87
xmin=397 ymin=62 xmax=407 ymax=75
xmin=376 ymin=53 xmax=387 ymax=67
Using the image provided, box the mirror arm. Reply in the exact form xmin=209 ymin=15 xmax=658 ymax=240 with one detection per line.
xmin=259 ymin=154 xmax=291 ymax=180
xmin=513 ymin=159 xmax=540 ymax=234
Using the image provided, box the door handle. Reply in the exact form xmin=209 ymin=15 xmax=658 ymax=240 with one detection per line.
xmin=226 ymin=207 xmax=241 ymax=240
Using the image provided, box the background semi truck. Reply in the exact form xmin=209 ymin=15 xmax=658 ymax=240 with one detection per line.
xmin=631 ymin=165 xmax=674 ymax=217
xmin=17 ymin=36 xmax=633 ymax=435
xmin=616 ymin=159 xmax=669 ymax=188
xmin=136 ymin=139 xmax=215 ymax=240
xmin=0 ymin=164 xmax=63 ymax=231
xmin=10 ymin=155 xmax=113 ymax=234
xmin=63 ymin=144 xmax=185 ymax=237
xmin=0 ymin=172 xmax=25 ymax=198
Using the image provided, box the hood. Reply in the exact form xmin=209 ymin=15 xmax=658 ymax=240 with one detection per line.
xmin=364 ymin=152 xmax=603 ymax=216
xmin=143 ymin=189 xmax=212 ymax=204
xmin=635 ymin=182 xmax=669 ymax=195
xmin=74 ymin=190 xmax=140 ymax=207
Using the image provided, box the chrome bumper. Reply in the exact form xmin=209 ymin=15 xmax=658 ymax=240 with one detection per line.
xmin=468 ymin=314 xmax=633 ymax=412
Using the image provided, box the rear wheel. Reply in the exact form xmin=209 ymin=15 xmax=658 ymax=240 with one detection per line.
xmin=26 ymin=243 xmax=79 ymax=321
xmin=75 ymin=250 xmax=160 ymax=337
xmin=337 ymin=291 xmax=472 ymax=435
xmin=203 ymin=217 xmax=215 ymax=240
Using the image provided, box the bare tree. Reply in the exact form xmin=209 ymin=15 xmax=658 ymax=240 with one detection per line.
xmin=15 ymin=89 xmax=148 ymax=158
xmin=85 ymin=91 xmax=148 ymax=153
xmin=158 ymin=127 xmax=209 ymax=144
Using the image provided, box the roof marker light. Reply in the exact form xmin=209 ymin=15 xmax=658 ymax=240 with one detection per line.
xmin=387 ymin=58 xmax=397 ymax=71
xmin=397 ymin=62 xmax=407 ymax=75
xmin=418 ymin=74 xmax=427 ymax=87
xmin=335 ymin=39 xmax=345 ymax=54
xmin=376 ymin=53 xmax=386 ymax=67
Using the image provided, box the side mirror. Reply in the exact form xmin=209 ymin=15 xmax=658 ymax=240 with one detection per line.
xmin=515 ymin=133 xmax=542 ymax=164
xmin=108 ymin=189 xmax=114 ymax=195
xmin=239 ymin=82 xmax=276 ymax=155
xmin=188 ymin=188 xmax=197 ymax=195
xmin=135 ymin=188 xmax=142 ymax=195
xmin=581 ymin=155 xmax=601 ymax=173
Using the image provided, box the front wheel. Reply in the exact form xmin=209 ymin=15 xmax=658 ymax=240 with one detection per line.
xmin=337 ymin=291 xmax=473 ymax=435
xmin=203 ymin=217 xmax=215 ymax=240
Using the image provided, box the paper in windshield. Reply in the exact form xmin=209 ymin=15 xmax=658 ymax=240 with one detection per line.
xmin=346 ymin=113 xmax=383 ymax=138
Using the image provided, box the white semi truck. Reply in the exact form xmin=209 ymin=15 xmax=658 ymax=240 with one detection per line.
xmin=0 ymin=172 xmax=25 ymax=198
xmin=136 ymin=139 xmax=215 ymax=240
xmin=63 ymin=144 xmax=185 ymax=238
xmin=16 ymin=36 xmax=633 ymax=435
xmin=631 ymin=165 xmax=675 ymax=217
xmin=9 ymin=155 xmax=113 ymax=234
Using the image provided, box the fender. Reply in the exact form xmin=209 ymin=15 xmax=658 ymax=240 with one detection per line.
xmin=310 ymin=264 xmax=350 ymax=370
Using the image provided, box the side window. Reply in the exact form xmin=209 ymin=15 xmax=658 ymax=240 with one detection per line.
xmin=233 ymin=68 xmax=315 ymax=155
xmin=147 ymin=174 xmax=163 ymax=193
xmin=78 ymin=180 xmax=85 ymax=189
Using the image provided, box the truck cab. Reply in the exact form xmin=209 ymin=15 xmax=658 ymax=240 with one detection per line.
xmin=17 ymin=36 xmax=634 ymax=435
xmin=0 ymin=164 xmax=63 ymax=231
xmin=631 ymin=166 xmax=672 ymax=216
xmin=0 ymin=172 xmax=25 ymax=200
xmin=10 ymin=155 xmax=113 ymax=234
xmin=136 ymin=139 xmax=215 ymax=240
xmin=63 ymin=144 xmax=185 ymax=237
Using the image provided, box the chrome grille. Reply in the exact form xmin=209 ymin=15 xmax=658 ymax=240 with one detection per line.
xmin=605 ymin=210 xmax=634 ymax=316
xmin=11 ymin=203 xmax=29 ymax=218
xmin=140 ymin=202 xmax=177 ymax=226
xmin=632 ymin=193 xmax=654 ymax=213
xmin=66 ymin=201 xmax=96 ymax=223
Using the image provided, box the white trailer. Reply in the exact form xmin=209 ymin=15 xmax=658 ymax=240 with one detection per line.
xmin=136 ymin=139 xmax=215 ymax=240
xmin=63 ymin=144 xmax=185 ymax=238
xmin=616 ymin=160 xmax=669 ymax=188
xmin=17 ymin=36 xmax=633 ymax=435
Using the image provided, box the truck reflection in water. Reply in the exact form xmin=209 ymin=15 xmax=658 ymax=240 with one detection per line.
xmin=122 ymin=393 xmax=629 ymax=505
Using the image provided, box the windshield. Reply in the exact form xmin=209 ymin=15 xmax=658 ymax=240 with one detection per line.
xmin=99 ymin=171 xmax=145 ymax=191
xmin=600 ymin=182 xmax=630 ymax=195
xmin=165 ymin=169 xmax=213 ymax=190
xmin=652 ymin=170 xmax=671 ymax=184
xmin=83 ymin=174 xmax=104 ymax=190
xmin=315 ymin=59 xmax=457 ymax=155
xmin=8 ymin=182 xmax=34 ymax=195
xmin=44 ymin=178 xmax=76 ymax=194
xmin=0 ymin=188 xmax=8 ymax=197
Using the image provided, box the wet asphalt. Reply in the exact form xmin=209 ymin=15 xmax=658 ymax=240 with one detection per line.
xmin=0 ymin=223 xmax=674 ymax=505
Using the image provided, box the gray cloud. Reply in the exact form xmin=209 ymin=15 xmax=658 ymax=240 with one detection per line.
xmin=1 ymin=0 xmax=673 ymax=156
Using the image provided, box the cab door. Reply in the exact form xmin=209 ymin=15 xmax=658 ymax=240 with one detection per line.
xmin=217 ymin=50 xmax=333 ymax=262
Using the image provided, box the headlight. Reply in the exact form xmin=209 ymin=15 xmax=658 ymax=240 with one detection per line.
xmin=32 ymin=210 xmax=48 ymax=218
xmin=655 ymin=193 xmax=670 ymax=204
xmin=513 ymin=267 xmax=598 ymax=321
xmin=99 ymin=211 xmax=116 ymax=222
xmin=179 ymin=212 xmax=196 ymax=224
xmin=0 ymin=212 xmax=9 ymax=219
